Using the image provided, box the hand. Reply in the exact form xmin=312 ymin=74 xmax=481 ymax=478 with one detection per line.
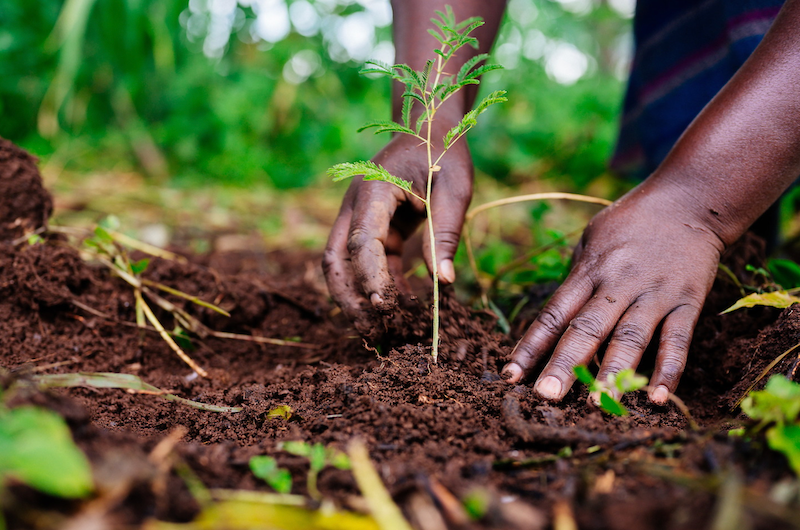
xmin=323 ymin=120 xmax=473 ymax=335
xmin=501 ymin=180 xmax=726 ymax=405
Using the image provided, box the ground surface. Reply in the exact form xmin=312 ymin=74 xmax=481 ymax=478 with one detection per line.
xmin=1 ymin=139 xmax=799 ymax=529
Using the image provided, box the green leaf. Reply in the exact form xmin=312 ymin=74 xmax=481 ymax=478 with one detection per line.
xmin=720 ymin=290 xmax=800 ymax=314
xmin=474 ymin=90 xmax=508 ymax=114
xmin=309 ymin=443 xmax=327 ymax=472
xmin=463 ymin=63 xmax=503 ymax=82
xmin=455 ymin=16 xmax=483 ymax=31
xmin=356 ymin=121 xmax=415 ymax=136
xmin=98 ymin=215 xmax=121 ymax=231
xmin=0 ymin=406 xmax=94 ymax=498
xmin=443 ymin=109 xmax=477 ymax=149
xmin=741 ymin=375 xmax=800 ymax=426
xmin=279 ymin=440 xmax=311 ymax=458
xmin=391 ymin=64 xmax=423 ymax=90
xmin=93 ymin=225 xmax=114 ymax=244
xmin=599 ymin=392 xmax=628 ymax=416
xmin=767 ymin=258 xmax=800 ymax=289
xmin=456 ymin=53 xmax=489 ymax=83
xmin=612 ymin=369 xmax=649 ymax=393
xmin=250 ymin=456 xmax=293 ymax=494
xmin=573 ymin=365 xmax=595 ymax=385
xmin=427 ymin=28 xmax=445 ymax=43
xmin=266 ymin=405 xmax=293 ymax=421
xmin=767 ymin=424 xmax=800 ymax=476
xmin=130 ymin=258 xmax=150 ymax=275
xmin=27 ymin=234 xmax=44 ymax=245
xmin=328 ymin=450 xmax=351 ymax=470
xmin=328 ymin=161 xmax=415 ymax=196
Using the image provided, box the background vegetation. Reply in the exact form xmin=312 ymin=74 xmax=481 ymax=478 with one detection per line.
xmin=1 ymin=0 xmax=634 ymax=190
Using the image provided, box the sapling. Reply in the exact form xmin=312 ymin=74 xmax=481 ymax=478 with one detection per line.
xmin=573 ymin=366 xmax=648 ymax=416
xmin=328 ymin=6 xmax=506 ymax=361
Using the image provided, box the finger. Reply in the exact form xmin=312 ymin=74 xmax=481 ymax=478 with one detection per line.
xmin=534 ymin=288 xmax=632 ymax=401
xmin=501 ymin=270 xmax=595 ymax=383
xmin=347 ymin=182 xmax=401 ymax=309
xmin=386 ymin=225 xmax=413 ymax=298
xmin=421 ymin=169 xmax=473 ymax=285
xmin=593 ymin=302 xmax=662 ymax=401
xmin=323 ymin=207 xmax=369 ymax=322
xmin=648 ymin=303 xmax=700 ymax=405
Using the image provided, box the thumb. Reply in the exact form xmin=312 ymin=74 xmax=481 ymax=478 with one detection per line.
xmin=422 ymin=176 xmax=472 ymax=284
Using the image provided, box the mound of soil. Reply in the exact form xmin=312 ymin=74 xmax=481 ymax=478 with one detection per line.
xmin=0 ymin=138 xmax=52 ymax=242
xmin=1 ymin=141 xmax=799 ymax=530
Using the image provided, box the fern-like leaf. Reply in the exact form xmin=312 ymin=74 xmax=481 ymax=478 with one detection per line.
xmin=464 ymin=63 xmax=503 ymax=82
xmin=456 ymin=53 xmax=489 ymax=83
xmin=357 ymin=121 xmax=415 ymax=136
xmin=327 ymin=162 xmax=413 ymax=195
xmin=474 ymin=90 xmax=508 ymax=114
xmin=443 ymin=109 xmax=478 ymax=150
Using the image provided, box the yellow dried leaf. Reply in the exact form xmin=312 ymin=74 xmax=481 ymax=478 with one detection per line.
xmin=720 ymin=290 xmax=800 ymax=314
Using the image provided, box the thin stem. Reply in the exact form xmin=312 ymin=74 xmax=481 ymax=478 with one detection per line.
xmin=424 ymin=53 xmax=444 ymax=362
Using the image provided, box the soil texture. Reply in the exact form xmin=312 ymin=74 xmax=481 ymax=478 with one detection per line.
xmin=1 ymin=141 xmax=799 ymax=530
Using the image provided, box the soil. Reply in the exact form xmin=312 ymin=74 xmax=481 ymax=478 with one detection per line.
xmin=1 ymin=138 xmax=799 ymax=530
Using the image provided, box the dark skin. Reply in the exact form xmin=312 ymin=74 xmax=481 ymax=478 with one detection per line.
xmin=324 ymin=0 xmax=800 ymax=405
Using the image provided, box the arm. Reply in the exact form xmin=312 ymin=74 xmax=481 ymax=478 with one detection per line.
xmin=323 ymin=1 xmax=506 ymax=335
xmin=503 ymin=0 xmax=800 ymax=404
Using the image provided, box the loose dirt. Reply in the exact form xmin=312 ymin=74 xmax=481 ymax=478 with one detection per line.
xmin=1 ymin=138 xmax=799 ymax=530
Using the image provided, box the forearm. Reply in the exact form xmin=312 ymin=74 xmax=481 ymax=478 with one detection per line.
xmin=390 ymin=0 xmax=506 ymax=123
xmin=649 ymin=0 xmax=800 ymax=247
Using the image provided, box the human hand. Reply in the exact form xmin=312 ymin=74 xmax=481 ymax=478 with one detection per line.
xmin=501 ymin=181 xmax=726 ymax=405
xmin=323 ymin=120 xmax=473 ymax=335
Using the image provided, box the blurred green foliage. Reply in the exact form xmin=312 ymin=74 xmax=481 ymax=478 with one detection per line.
xmin=0 ymin=0 xmax=631 ymax=190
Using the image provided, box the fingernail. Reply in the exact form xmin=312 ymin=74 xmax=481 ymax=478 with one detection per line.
xmin=589 ymin=391 xmax=601 ymax=407
xmin=439 ymin=260 xmax=456 ymax=284
xmin=370 ymin=293 xmax=383 ymax=307
xmin=650 ymin=385 xmax=669 ymax=405
xmin=500 ymin=363 xmax=522 ymax=383
xmin=535 ymin=376 xmax=562 ymax=400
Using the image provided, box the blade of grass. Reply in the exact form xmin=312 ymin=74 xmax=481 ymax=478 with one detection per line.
xmin=106 ymin=229 xmax=187 ymax=263
xmin=349 ymin=439 xmax=414 ymax=530
xmin=30 ymin=372 xmax=240 ymax=413
xmin=142 ymin=279 xmax=230 ymax=316
xmin=135 ymin=289 xmax=209 ymax=378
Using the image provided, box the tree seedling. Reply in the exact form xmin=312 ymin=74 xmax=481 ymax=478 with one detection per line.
xmin=328 ymin=6 xmax=506 ymax=361
xmin=277 ymin=441 xmax=351 ymax=501
xmin=738 ymin=375 xmax=800 ymax=476
xmin=573 ymin=366 xmax=648 ymax=416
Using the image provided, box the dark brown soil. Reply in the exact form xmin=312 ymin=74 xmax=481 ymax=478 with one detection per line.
xmin=1 ymin=141 xmax=799 ymax=530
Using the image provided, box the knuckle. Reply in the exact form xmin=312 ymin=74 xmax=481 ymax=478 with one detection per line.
xmin=321 ymin=247 xmax=339 ymax=275
xmin=568 ymin=313 xmax=607 ymax=342
xmin=548 ymin=356 xmax=579 ymax=379
xmin=536 ymin=306 xmax=569 ymax=336
xmin=434 ymin=229 xmax=461 ymax=251
xmin=657 ymin=354 xmax=685 ymax=386
xmin=660 ymin=327 xmax=692 ymax=354
xmin=610 ymin=322 xmax=651 ymax=352
xmin=346 ymin=224 xmax=373 ymax=256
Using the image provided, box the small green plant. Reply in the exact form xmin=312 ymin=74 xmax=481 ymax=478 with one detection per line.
xmin=328 ymin=6 xmax=506 ymax=361
xmin=739 ymin=375 xmax=800 ymax=475
xmin=277 ymin=441 xmax=351 ymax=501
xmin=249 ymin=456 xmax=293 ymax=494
xmin=573 ymin=366 xmax=648 ymax=416
xmin=0 ymin=398 xmax=94 ymax=504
